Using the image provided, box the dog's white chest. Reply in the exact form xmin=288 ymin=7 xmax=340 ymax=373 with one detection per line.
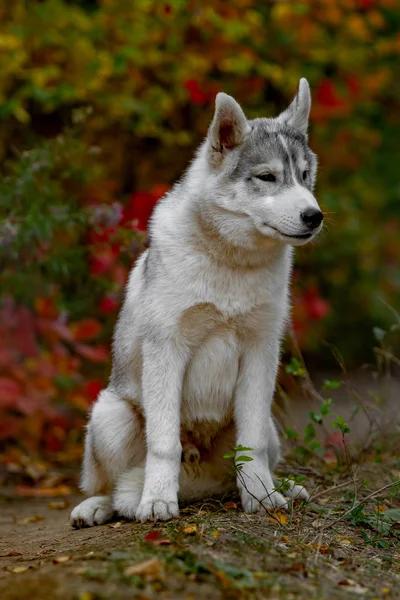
xmin=179 ymin=302 xmax=272 ymax=433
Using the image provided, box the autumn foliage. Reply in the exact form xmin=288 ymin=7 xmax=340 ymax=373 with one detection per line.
xmin=0 ymin=0 xmax=399 ymax=454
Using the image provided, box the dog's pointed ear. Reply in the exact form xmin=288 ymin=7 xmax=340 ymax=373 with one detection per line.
xmin=208 ymin=93 xmax=249 ymax=155
xmin=277 ymin=78 xmax=311 ymax=136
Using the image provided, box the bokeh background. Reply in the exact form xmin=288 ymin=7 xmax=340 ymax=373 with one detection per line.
xmin=0 ymin=0 xmax=399 ymax=457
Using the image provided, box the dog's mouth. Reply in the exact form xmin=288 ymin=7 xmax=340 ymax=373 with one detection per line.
xmin=263 ymin=224 xmax=314 ymax=240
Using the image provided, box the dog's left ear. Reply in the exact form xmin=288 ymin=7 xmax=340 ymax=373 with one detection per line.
xmin=208 ymin=93 xmax=249 ymax=157
xmin=277 ymin=78 xmax=311 ymax=136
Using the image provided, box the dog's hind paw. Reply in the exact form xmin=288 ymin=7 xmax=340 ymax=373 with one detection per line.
xmin=135 ymin=499 xmax=179 ymax=523
xmin=70 ymin=496 xmax=114 ymax=528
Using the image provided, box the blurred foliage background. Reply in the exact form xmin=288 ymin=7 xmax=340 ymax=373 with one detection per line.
xmin=0 ymin=0 xmax=399 ymax=455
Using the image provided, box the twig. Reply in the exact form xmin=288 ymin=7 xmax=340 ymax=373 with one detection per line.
xmin=319 ymin=479 xmax=400 ymax=531
xmin=311 ymin=478 xmax=357 ymax=501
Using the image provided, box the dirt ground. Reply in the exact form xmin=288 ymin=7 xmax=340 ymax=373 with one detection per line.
xmin=1 ymin=458 xmax=400 ymax=600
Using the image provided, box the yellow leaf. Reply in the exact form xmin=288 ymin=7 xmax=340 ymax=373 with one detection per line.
xmin=183 ymin=525 xmax=197 ymax=535
xmin=48 ymin=500 xmax=68 ymax=510
xmin=212 ymin=530 xmax=220 ymax=538
xmin=270 ymin=512 xmax=288 ymax=525
xmin=21 ymin=515 xmax=45 ymax=524
xmin=53 ymin=556 xmax=71 ymax=564
xmin=11 ymin=566 xmax=29 ymax=574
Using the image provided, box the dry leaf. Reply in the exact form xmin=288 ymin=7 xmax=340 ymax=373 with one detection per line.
xmin=125 ymin=558 xmax=165 ymax=581
xmin=212 ymin=530 xmax=220 ymax=538
xmin=183 ymin=525 xmax=197 ymax=535
xmin=109 ymin=521 xmax=122 ymax=528
xmin=224 ymin=501 xmax=239 ymax=510
xmin=270 ymin=512 xmax=288 ymax=525
xmin=17 ymin=485 xmax=71 ymax=497
xmin=48 ymin=500 xmax=68 ymax=510
xmin=10 ymin=566 xmax=30 ymax=574
xmin=281 ymin=535 xmax=289 ymax=543
xmin=53 ymin=556 xmax=71 ymax=564
xmin=21 ymin=515 xmax=45 ymax=524
xmin=375 ymin=505 xmax=386 ymax=513
xmin=312 ymin=543 xmax=330 ymax=554
xmin=0 ymin=551 xmax=22 ymax=557
xmin=287 ymin=562 xmax=308 ymax=577
xmin=338 ymin=579 xmax=369 ymax=594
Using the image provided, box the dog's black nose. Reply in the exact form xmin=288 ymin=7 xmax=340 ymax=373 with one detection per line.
xmin=301 ymin=208 xmax=323 ymax=230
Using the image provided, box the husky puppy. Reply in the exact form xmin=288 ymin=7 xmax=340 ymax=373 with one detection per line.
xmin=71 ymin=78 xmax=323 ymax=527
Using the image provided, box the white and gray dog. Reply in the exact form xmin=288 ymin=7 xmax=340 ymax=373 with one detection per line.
xmin=71 ymin=78 xmax=323 ymax=527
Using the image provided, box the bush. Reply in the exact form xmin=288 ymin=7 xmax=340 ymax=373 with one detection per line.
xmin=1 ymin=0 xmax=399 ymax=452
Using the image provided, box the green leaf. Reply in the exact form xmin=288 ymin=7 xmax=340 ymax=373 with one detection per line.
xmin=236 ymin=455 xmax=254 ymax=462
xmin=323 ymin=380 xmax=341 ymax=390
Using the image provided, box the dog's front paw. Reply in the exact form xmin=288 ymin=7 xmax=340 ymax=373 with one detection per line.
xmin=240 ymin=487 xmax=288 ymax=514
xmin=70 ymin=496 xmax=114 ymax=528
xmin=135 ymin=499 xmax=179 ymax=523
xmin=282 ymin=483 xmax=309 ymax=501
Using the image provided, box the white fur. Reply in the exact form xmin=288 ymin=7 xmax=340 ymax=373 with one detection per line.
xmin=71 ymin=80 xmax=319 ymax=527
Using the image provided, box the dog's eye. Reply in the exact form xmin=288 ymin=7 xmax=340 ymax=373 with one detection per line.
xmin=256 ymin=173 xmax=276 ymax=183
xmin=302 ymin=170 xmax=310 ymax=181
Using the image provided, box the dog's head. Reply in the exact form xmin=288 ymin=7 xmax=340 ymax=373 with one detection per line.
xmin=202 ymin=79 xmax=322 ymax=247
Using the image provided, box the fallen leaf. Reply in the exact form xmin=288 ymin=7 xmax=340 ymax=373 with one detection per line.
xmin=212 ymin=530 xmax=220 ymax=538
xmin=224 ymin=501 xmax=239 ymax=510
xmin=48 ymin=500 xmax=69 ymax=510
xmin=312 ymin=543 xmax=330 ymax=554
xmin=144 ymin=530 xmax=170 ymax=545
xmin=10 ymin=566 xmax=30 ymax=574
xmin=0 ymin=551 xmax=22 ymax=557
xmin=53 ymin=556 xmax=71 ymax=564
xmin=21 ymin=515 xmax=45 ymax=524
xmin=109 ymin=521 xmax=122 ymax=528
xmin=375 ymin=505 xmax=386 ymax=513
xmin=270 ymin=512 xmax=288 ymax=525
xmin=337 ymin=579 xmax=369 ymax=594
xmin=125 ymin=558 xmax=165 ymax=581
xmin=281 ymin=535 xmax=289 ymax=543
xmin=183 ymin=524 xmax=197 ymax=535
xmin=287 ymin=562 xmax=308 ymax=577
xmin=16 ymin=485 xmax=71 ymax=497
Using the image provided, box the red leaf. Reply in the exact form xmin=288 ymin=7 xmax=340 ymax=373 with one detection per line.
xmin=315 ymin=80 xmax=346 ymax=109
xmin=84 ymin=380 xmax=103 ymax=402
xmin=74 ymin=344 xmax=109 ymax=363
xmin=123 ymin=191 xmax=159 ymax=231
xmin=144 ymin=530 xmax=170 ymax=545
xmin=71 ymin=319 xmax=102 ymax=341
xmin=99 ymin=295 xmax=119 ymax=313
xmin=184 ymin=79 xmax=208 ymax=105
xmin=0 ymin=378 xmax=22 ymax=407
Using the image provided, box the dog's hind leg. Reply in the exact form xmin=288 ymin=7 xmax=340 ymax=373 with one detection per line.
xmin=70 ymin=388 xmax=145 ymax=528
xmin=113 ymin=465 xmax=145 ymax=520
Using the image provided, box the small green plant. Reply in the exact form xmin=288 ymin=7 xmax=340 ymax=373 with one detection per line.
xmin=285 ymin=357 xmax=307 ymax=377
xmin=224 ymin=445 xmax=254 ymax=472
xmin=331 ymin=415 xmax=351 ymax=435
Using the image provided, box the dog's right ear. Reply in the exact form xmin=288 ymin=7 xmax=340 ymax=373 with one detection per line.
xmin=208 ymin=93 xmax=249 ymax=161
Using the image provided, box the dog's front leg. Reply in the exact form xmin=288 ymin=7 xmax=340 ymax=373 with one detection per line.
xmin=234 ymin=339 xmax=287 ymax=513
xmin=135 ymin=339 xmax=187 ymax=522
